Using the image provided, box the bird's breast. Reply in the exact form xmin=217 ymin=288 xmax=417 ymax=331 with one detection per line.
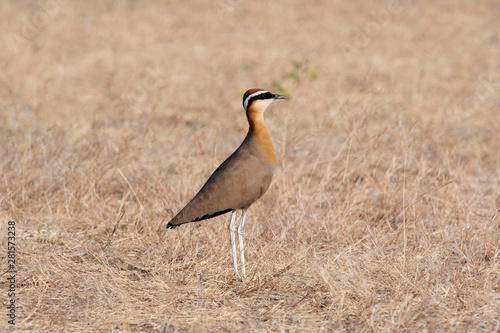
xmin=250 ymin=125 xmax=276 ymax=167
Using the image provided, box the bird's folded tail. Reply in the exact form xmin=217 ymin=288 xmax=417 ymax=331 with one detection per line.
xmin=165 ymin=221 xmax=179 ymax=229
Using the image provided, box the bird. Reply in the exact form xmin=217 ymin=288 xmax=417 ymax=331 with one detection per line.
xmin=166 ymin=88 xmax=287 ymax=281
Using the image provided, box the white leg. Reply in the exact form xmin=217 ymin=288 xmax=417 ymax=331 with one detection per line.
xmin=228 ymin=211 xmax=241 ymax=280
xmin=237 ymin=209 xmax=248 ymax=281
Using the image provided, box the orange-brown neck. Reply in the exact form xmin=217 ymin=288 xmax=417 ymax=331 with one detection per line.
xmin=247 ymin=110 xmax=276 ymax=167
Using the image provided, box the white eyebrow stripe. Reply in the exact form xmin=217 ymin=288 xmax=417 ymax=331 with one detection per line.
xmin=243 ymin=90 xmax=269 ymax=111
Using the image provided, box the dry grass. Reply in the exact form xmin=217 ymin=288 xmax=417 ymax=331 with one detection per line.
xmin=1 ymin=0 xmax=499 ymax=331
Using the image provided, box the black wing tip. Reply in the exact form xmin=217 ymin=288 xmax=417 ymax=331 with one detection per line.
xmin=165 ymin=209 xmax=234 ymax=230
xmin=196 ymin=208 xmax=233 ymax=222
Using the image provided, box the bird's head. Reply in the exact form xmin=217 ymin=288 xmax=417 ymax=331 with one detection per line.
xmin=243 ymin=89 xmax=287 ymax=114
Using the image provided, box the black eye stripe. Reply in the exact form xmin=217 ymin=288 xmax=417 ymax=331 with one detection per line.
xmin=247 ymin=92 xmax=274 ymax=107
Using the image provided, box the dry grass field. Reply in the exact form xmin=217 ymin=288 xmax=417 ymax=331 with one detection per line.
xmin=1 ymin=0 xmax=499 ymax=331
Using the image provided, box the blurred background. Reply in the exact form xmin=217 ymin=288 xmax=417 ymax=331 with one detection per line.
xmin=0 ymin=0 xmax=499 ymax=331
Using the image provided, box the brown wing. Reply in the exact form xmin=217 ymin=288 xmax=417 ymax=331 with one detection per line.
xmin=166 ymin=142 xmax=274 ymax=228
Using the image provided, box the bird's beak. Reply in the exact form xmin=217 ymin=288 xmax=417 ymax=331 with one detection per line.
xmin=273 ymin=94 xmax=288 ymax=100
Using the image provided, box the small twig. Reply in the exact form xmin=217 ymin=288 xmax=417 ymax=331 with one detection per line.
xmin=342 ymin=136 xmax=353 ymax=184
xmin=115 ymin=258 xmax=151 ymax=274
xmin=103 ymin=210 xmax=125 ymax=250
xmin=489 ymin=209 xmax=500 ymax=222
xmin=118 ymin=168 xmax=144 ymax=210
